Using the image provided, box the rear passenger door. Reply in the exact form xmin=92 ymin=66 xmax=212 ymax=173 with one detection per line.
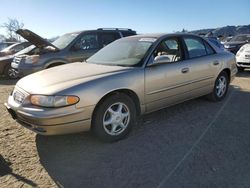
xmin=98 ymin=32 xmax=120 ymax=48
xmin=182 ymin=36 xmax=220 ymax=93
xmin=67 ymin=33 xmax=100 ymax=62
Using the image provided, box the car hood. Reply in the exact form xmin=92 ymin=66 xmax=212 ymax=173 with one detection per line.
xmin=16 ymin=62 xmax=134 ymax=94
xmin=16 ymin=29 xmax=59 ymax=50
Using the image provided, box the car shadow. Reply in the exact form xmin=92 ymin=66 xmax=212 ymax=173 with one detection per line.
xmin=36 ymin=89 xmax=235 ymax=188
xmin=236 ymin=68 xmax=250 ymax=78
xmin=0 ymin=77 xmax=19 ymax=86
xmin=0 ymin=155 xmax=37 ymax=187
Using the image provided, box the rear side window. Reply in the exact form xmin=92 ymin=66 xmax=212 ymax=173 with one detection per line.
xmin=99 ymin=32 xmax=120 ymax=47
xmin=184 ymin=37 xmax=207 ymax=58
xmin=204 ymin=40 xmax=215 ymax=55
xmin=121 ymin=31 xmax=136 ymax=37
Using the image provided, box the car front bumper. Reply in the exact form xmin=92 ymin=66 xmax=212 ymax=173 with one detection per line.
xmin=236 ymin=56 xmax=250 ymax=68
xmin=4 ymin=92 xmax=93 ymax=135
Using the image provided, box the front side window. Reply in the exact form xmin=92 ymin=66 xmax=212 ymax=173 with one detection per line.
xmin=152 ymin=38 xmax=182 ymax=62
xmin=184 ymin=37 xmax=207 ymax=58
xmin=74 ymin=34 xmax=99 ymax=50
xmin=53 ymin=33 xmax=79 ymax=49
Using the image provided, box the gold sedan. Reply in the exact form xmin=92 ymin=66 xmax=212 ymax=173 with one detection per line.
xmin=5 ymin=34 xmax=237 ymax=142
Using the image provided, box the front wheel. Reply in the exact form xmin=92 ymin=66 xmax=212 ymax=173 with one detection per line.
xmin=4 ymin=64 xmax=19 ymax=79
xmin=207 ymin=71 xmax=229 ymax=102
xmin=92 ymin=93 xmax=136 ymax=142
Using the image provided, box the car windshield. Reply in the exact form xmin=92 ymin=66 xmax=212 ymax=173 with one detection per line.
xmin=15 ymin=45 xmax=35 ymax=55
xmin=87 ymin=37 xmax=155 ymax=66
xmin=230 ymin=35 xmax=249 ymax=42
xmin=52 ymin=33 xmax=79 ymax=49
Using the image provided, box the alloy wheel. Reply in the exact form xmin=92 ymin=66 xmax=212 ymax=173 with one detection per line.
xmin=103 ymin=102 xmax=130 ymax=136
xmin=8 ymin=68 xmax=19 ymax=79
xmin=216 ymin=75 xmax=227 ymax=98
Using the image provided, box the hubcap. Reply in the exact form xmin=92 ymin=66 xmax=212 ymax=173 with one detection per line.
xmin=216 ymin=76 xmax=227 ymax=98
xmin=8 ymin=68 xmax=18 ymax=79
xmin=103 ymin=102 xmax=130 ymax=136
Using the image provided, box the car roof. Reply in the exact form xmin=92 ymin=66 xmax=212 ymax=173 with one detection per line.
xmin=65 ymin=29 xmax=136 ymax=35
xmin=125 ymin=33 xmax=201 ymax=39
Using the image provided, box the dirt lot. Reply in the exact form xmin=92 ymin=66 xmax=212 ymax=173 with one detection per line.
xmin=0 ymin=71 xmax=250 ymax=188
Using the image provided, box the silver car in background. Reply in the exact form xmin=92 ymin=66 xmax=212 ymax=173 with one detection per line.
xmin=236 ymin=43 xmax=250 ymax=71
xmin=5 ymin=33 xmax=237 ymax=142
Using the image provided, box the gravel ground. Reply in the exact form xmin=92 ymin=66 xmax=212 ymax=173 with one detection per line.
xmin=0 ymin=71 xmax=250 ymax=188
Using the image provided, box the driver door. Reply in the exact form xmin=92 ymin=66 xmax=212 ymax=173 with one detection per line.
xmin=145 ymin=37 xmax=192 ymax=112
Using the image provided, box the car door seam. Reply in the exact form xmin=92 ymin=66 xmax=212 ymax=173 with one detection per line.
xmin=146 ymin=76 xmax=214 ymax=95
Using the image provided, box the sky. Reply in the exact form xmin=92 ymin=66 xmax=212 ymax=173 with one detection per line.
xmin=0 ymin=0 xmax=249 ymax=38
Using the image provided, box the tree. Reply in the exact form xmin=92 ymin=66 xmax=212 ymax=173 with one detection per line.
xmin=182 ymin=28 xmax=188 ymax=33
xmin=0 ymin=34 xmax=6 ymax=42
xmin=0 ymin=18 xmax=24 ymax=42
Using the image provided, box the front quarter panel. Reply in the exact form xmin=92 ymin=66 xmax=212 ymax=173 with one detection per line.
xmin=57 ymin=67 xmax=145 ymax=112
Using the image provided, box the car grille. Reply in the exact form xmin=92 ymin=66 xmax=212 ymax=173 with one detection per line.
xmin=245 ymin=55 xmax=250 ymax=59
xmin=13 ymin=56 xmax=23 ymax=65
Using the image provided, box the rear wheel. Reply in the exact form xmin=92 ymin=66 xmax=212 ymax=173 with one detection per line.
xmin=207 ymin=71 xmax=229 ymax=102
xmin=92 ymin=93 xmax=136 ymax=142
xmin=4 ymin=64 xmax=19 ymax=79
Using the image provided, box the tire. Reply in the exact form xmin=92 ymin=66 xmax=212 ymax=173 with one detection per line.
xmin=207 ymin=71 xmax=229 ymax=102
xmin=237 ymin=67 xmax=244 ymax=72
xmin=92 ymin=93 xmax=136 ymax=142
xmin=4 ymin=64 xmax=19 ymax=79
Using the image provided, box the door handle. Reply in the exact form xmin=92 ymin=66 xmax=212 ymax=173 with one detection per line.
xmin=181 ymin=67 xmax=189 ymax=73
xmin=213 ymin=61 xmax=220 ymax=66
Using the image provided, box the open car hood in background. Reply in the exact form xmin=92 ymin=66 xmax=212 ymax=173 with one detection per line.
xmin=16 ymin=29 xmax=59 ymax=50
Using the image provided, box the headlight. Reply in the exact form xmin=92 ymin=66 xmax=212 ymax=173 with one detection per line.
xmin=239 ymin=46 xmax=245 ymax=53
xmin=25 ymin=55 xmax=40 ymax=64
xmin=224 ymin=45 xmax=236 ymax=48
xmin=30 ymin=95 xmax=79 ymax=107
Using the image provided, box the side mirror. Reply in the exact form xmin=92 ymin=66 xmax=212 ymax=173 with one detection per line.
xmin=151 ymin=55 xmax=171 ymax=66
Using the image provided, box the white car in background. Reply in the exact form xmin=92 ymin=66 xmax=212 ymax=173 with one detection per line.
xmin=236 ymin=44 xmax=250 ymax=71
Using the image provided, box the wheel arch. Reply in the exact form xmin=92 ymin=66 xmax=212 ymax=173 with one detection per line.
xmin=92 ymin=89 xmax=141 ymax=122
xmin=221 ymin=68 xmax=231 ymax=82
xmin=45 ymin=59 xmax=68 ymax=68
